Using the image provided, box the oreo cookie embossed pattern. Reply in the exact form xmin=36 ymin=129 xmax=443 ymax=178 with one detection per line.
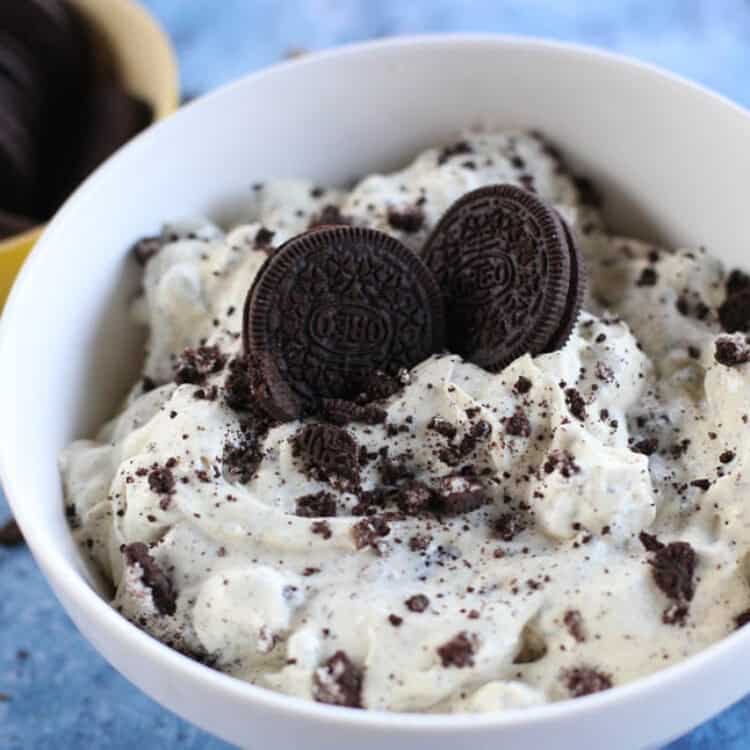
xmin=422 ymin=185 xmax=584 ymax=372
xmin=244 ymin=226 xmax=445 ymax=420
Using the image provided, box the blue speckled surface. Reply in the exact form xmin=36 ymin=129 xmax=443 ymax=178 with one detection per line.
xmin=3 ymin=2 xmax=750 ymax=747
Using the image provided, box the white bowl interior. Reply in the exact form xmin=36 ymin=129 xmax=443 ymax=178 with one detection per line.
xmin=2 ymin=36 xmax=750 ymax=750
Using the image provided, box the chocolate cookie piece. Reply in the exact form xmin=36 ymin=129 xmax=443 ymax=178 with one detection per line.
xmin=123 ymin=542 xmax=177 ymax=616
xmin=244 ymin=226 xmax=445 ymax=420
xmin=291 ymin=423 xmax=360 ymax=486
xmin=421 ymin=184 xmax=582 ymax=372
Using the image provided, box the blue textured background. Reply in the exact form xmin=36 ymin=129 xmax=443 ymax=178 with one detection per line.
xmin=3 ymin=1 xmax=750 ymax=748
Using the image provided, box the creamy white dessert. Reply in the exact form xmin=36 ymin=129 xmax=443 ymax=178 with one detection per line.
xmin=60 ymin=131 xmax=750 ymax=713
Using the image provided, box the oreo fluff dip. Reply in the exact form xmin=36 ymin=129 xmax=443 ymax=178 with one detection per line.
xmin=60 ymin=131 xmax=750 ymax=712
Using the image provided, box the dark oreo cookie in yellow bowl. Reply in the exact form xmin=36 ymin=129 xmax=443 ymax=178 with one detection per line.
xmin=0 ymin=0 xmax=178 ymax=309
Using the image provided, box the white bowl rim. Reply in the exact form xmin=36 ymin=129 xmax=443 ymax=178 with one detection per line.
xmin=3 ymin=31 xmax=750 ymax=733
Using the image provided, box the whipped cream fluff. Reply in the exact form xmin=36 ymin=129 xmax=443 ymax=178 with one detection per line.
xmin=60 ymin=131 xmax=750 ymax=713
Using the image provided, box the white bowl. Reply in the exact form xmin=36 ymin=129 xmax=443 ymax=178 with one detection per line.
xmin=2 ymin=34 xmax=750 ymax=750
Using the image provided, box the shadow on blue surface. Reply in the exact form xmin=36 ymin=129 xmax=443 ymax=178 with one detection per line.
xmin=3 ymin=1 xmax=750 ymax=746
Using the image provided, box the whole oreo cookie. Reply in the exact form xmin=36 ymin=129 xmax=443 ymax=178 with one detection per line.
xmin=244 ymin=226 xmax=445 ymax=420
xmin=421 ymin=184 xmax=583 ymax=371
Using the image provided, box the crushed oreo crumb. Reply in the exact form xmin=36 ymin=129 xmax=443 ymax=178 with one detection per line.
xmin=565 ymin=388 xmax=587 ymax=421
xmin=636 ymin=267 xmax=659 ymax=287
xmin=437 ymin=140 xmax=473 ymax=165
xmin=254 ymin=226 xmax=275 ymax=250
xmin=437 ymin=632 xmax=476 ymax=668
xmin=387 ymin=205 xmax=425 ymax=234
xmin=562 ymin=666 xmax=612 ymax=697
xmin=295 ymin=491 xmax=337 ymax=518
xmin=311 ymin=520 xmax=332 ymax=540
xmin=148 ymin=465 xmax=176 ymax=497
xmin=513 ymin=376 xmax=533 ymax=395
xmin=715 ymin=337 xmax=750 ymax=367
xmin=639 ymin=532 xmax=696 ymax=625
xmin=632 ymin=438 xmax=658 ymax=457
xmin=291 ymin=424 xmax=360 ymax=487
xmin=405 ymin=594 xmax=430 ymax=613
xmin=494 ymin=512 xmax=526 ymax=542
xmin=719 ymin=291 xmax=750 ymax=333
xmin=437 ymin=474 xmax=489 ymax=515
xmin=174 ymin=345 xmax=226 ymax=385
xmin=308 ymin=204 xmax=352 ymax=229
xmin=312 ymin=651 xmax=363 ymax=708
xmin=352 ymin=516 xmax=390 ymax=551
xmin=123 ymin=542 xmax=177 ymax=615
xmin=505 ymin=408 xmax=532 ymax=437
xmin=563 ymin=610 xmax=586 ymax=643
xmin=428 ymin=416 xmax=458 ymax=440
xmin=321 ymin=399 xmax=387 ymax=426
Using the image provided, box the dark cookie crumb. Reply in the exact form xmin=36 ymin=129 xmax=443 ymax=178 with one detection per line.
xmin=715 ymin=338 xmax=750 ymax=367
xmin=544 ymin=450 xmax=581 ymax=478
xmin=505 ymin=408 xmax=532 ymax=438
xmin=295 ymin=491 xmax=337 ymax=518
xmin=427 ymin=416 xmax=458 ymax=440
xmin=312 ymin=651 xmax=363 ymax=708
xmin=636 ymin=267 xmax=659 ymax=287
xmin=494 ymin=512 xmax=526 ymax=542
xmin=352 ymin=516 xmax=391 ymax=551
xmin=720 ymin=450 xmax=736 ymax=464
xmin=0 ymin=518 xmax=24 ymax=547
xmin=308 ymin=204 xmax=352 ymax=229
xmin=719 ymin=291 xmax=750 ymax=333
xmin=356 ymin=370 xmax=403 ymax=403
xmin=562 ymin=666 xmax=612 ymax=697
xmin=254 ymin=226 xmax=275 ymax=250
xmin=565 ymin=388 xmax=587 ymax=421
xmin=563 ymin=610 xmax=586 ymax=643
xmin=174 ymin=345 xmax=227 ymax=386
xmin=639 ymin=532 xmax=696 ymax=624
xmin=123 ymin=542 xmax=177 ymax=616
xmin=405 ymin=594 xmax=430 ymax=613
xmin=690 ymin=479 xmax=711 ymax=491
xmin=437 ymin=474 xmax=489 ymax=515
xmin=321 ymin=399 xmax=387 ymax=426
xmin=394 ymin=481 xmax=434 ymax=515
xmin=513 ymin=376 xmax=533 ymax=395
xmin=291 ymin=424 xmax=360 ymax=487
xmin=632 ymin=438 xmax=658 ymax=457
xmin=437 ymin=140 xmax=473 ymax=165
xmin=148 ymin=466 xmax=176 ymax=497
xmin=387 ymin=205 xmax=425 ymax=234
xmin=223 ymin=413 xmax=270 ymax=485
xmin=311 ymin=521 xmax=333 ymax=540
xmin=388 ymin=614 xmax=404 ymax=627
xmin=437 ymin=632 xmax=476 ymax=668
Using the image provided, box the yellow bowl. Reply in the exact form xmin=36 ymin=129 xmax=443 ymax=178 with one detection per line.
xmin=0 ymin=0 xmax=179 ymax=309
